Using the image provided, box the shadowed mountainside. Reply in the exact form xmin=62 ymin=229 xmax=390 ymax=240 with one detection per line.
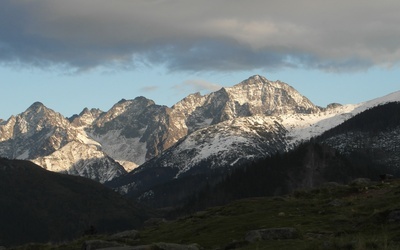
xmin=0 ymin=158 xmax=148 ymax=247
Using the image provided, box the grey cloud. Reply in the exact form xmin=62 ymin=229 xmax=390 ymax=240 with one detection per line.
xmin=1 ymin=0 xmax=400 ymax=72
xmin=140 ymin=86 xmax=159 ymax=92
xmin=173 ymin=79 xmax=221 ymax=93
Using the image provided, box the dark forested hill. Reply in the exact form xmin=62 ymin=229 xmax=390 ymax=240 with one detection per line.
xmin=318 ymin=102 xmax=400 ymax=172
xmin=0 ymin=158 xmax=148 ymax=247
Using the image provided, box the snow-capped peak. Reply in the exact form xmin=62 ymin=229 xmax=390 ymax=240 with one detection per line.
xmin=225 ymin=75 xmax=320 ymax=115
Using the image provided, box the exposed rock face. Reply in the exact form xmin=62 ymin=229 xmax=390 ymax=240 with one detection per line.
xmin=70 ymin=108 xmax=104 ymax=127
xmin=0 ymin=102 xmax=125 ymax=183
xmin=225 ymin=75 xmax=319 ymax=115
xmin=89 ymin=97 xmax=186 ymax=168
xmin=180 ymin=75 xmax=320 ymax=133
xmin=0 ymin=102 xmax=73 ymax=159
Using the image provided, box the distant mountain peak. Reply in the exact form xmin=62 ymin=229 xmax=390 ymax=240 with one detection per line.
xmin=77 ymin=107 xmax=103 ymax=116
xmin=26 ymin=101 xmax=47 ymax=112
xmin=110 ymin=96 xmax=156 ymax=113
xmin=79 ymin=107 xmax=90 ymax=115
xmin=222 ymin=75 xmax=320 ymax=116
xmin=70 ymin=107 xmax=103 ymax=127
xmin=326 ymin=103 xmax=343 ymax=110
xmin=117 ymin=98 xmax=127 ymax=104
xmin=247 ymin=74 xmax=264 ymax=80
xmin=240 ymin=74 xmax=272 ymax=84
xmin=116 ymin=96 xmax=155 ymax=105
xmin=30 ymin=101 xmax=45 ymax=107
xmin=237 ymin=75 xmax=287 ymax=88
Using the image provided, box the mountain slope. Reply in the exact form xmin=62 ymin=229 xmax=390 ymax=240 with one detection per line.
xmin=32 ymin=141 xmax=126 ymax=183
xmin=284 ymin=90 xmax=400 ymax=146
xmin=0 ymin=158 xmax=147 ymax=247
xmin=107 ymin=115 xmax=289 ymax=196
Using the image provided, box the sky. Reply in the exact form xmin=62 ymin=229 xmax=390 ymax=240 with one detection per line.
xmin=1 ymin=0 xmax=400 ymax=120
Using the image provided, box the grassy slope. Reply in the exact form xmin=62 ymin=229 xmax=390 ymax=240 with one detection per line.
xmin=12 ymin=179 xmax=400 ymax=250
xmin=139 ymin=182 xmax=400 ymax=249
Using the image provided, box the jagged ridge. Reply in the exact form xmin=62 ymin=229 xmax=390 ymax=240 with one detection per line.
xmin=1 ymin=75 xmax=399 ymax=185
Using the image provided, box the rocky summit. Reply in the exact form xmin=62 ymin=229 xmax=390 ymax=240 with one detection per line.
xmin=0 ymin=101 xmax=125 ymax=183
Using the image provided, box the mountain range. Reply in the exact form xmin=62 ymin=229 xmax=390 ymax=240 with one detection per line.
xmin=0 ymin=75 xmax=399 ymax=186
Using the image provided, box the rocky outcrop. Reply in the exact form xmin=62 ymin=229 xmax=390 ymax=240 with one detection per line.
xmin=109 ymin=230 xmax=140 ymax=240
xmin=245 ymin=227 xmax=299 ymax=242
xmin=82 ymin=240 xmax=125 ymax=250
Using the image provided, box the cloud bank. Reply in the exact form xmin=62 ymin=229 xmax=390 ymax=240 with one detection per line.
xmin=1 ymin=0 xmax=400 ymax=72
xmin=173 ymin=79 xmax=221 ymax=94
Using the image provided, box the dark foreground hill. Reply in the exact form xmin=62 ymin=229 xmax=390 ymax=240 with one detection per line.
xmin=10 ymin=178 xmax=400 ymax=250
xmin=0 ymin=158 xmax=148 ymax=247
